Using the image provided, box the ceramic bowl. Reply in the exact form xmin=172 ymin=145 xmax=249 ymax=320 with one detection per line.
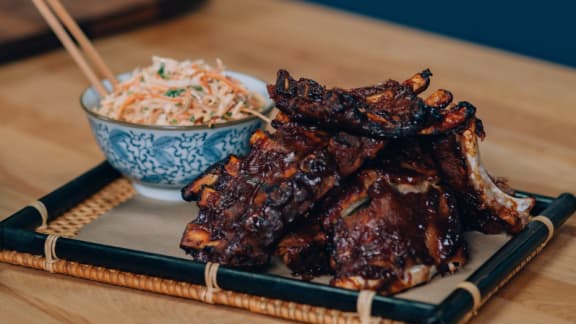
xmin=80 ymin=71 xmax=273 ymax=201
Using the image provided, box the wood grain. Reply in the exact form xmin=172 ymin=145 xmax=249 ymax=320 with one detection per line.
xmin=0 ymin=0 xmax=574 ymax=322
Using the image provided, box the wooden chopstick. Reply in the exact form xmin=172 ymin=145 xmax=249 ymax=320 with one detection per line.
xmin=46 ymin=0 xmax=118 ymax=89
xmin=31 ymin=0 xmax=115 ymax=97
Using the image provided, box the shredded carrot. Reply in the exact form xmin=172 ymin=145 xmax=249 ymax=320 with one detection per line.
xmin=149 ymin=109 xmax=162 ymax=124
xmin=201 ymin=73 xmax=248 ymax=94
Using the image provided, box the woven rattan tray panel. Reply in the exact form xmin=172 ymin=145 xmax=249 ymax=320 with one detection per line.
xmin=36 ymin=179 xmax=135 ymax=237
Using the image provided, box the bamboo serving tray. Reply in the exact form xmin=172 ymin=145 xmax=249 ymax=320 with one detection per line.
xmin=1 ymin=162 xmax=574 ymax=324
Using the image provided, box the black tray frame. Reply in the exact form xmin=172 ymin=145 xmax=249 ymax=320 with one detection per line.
xmin=1 ymin=162 xmax=575 ymax=323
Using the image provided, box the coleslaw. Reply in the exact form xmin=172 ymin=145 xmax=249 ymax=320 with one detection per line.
xmin=97 ymin=56 xmax=268 ymax=126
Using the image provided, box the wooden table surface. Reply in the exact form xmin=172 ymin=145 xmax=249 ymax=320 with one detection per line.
xmin=1 ymin=0 xmax=574 ymax=322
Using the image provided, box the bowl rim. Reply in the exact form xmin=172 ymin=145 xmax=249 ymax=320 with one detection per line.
xmin=79 ymin=70 xmax=275 ymax=131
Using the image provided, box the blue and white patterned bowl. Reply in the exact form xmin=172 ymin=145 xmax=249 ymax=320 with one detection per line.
xmin=80 ymin=71 xmax=273 ymax=200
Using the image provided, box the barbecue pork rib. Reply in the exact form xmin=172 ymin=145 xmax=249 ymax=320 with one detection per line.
xmin=429 ymin=119 xmax=535 ymax=234
xmin=275 ymin=214 xmax=331 ymax=279
xmin=268 ymin=69 xmax=476 ymax=138
xmin=180 ymin=69 xmax=497 ymax=270
xmin=180 ymin=115 xmax=385 ymax=268
xmin=320 ymin=140 xmax=467 ymax=294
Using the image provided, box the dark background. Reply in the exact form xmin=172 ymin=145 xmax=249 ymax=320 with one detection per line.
xmin=2 ymin=0 xmax=574 ymax=68
xmin=304 ymin=0 xmax=576 ymax=68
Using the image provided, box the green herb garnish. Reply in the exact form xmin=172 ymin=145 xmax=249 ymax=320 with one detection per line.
xmin=189 ymin=116 xmax=196 ymax=122
xmin=225 ymin=112 xmax=233 ymax=117
xmin=170 ymin=119 xmax=178 ymax=125
xmin=191 ymin=85 xmax=203 ymax=91
xmin=164 ymin=88 xmax=185 ymax=97
xmin=157 ymin=63 xmax=167 ymax=79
